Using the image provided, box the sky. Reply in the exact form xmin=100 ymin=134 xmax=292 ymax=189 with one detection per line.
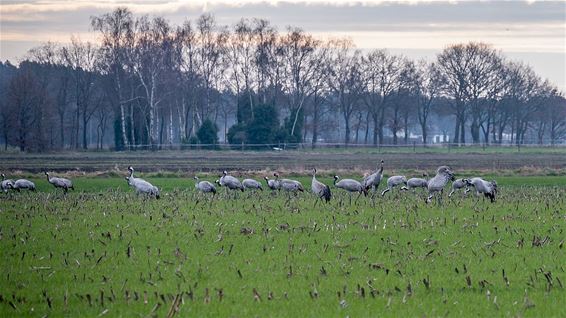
xmin=1 ymin=0 xmax=565 ymax=90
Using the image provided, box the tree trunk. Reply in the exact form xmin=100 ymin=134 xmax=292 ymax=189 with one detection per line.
xmin=344 ymin=112 xmax=351 ymax=146
xmin=421 ymin=121 xmax=427 ymax=145
xmin=460 ymin=116 xmax=466 ymax=144
xmin=75 ymin=102 xmax=80 ymax=149
xmin=364 ymin=112 xmax=370 ymax=144
xmin=453 ymin=115 xmax=460 ymax=145
xmin=372 ymin=113 xmax=379 ymax=145
xmin=117 ymin=76 xmax=128 ymax=150
xmin=311 ymin=101 xmax=319 ymax=149
xmin=59 ymin=112 xmax=65 ymax=149
xmin=378 ymin=109 xmax=386 ymax=145
xmin=82 ymin=115 xmax=88 ymax=149
xmin=470 ymin=118 xmax=480 ymax=144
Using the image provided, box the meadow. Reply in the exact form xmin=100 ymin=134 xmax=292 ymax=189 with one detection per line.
xmin=1 ymin=174 xmax=565 ymax=317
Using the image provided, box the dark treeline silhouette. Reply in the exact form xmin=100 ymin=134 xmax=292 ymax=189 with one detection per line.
xmin=0 ymin=8 xmax=565 ymax=152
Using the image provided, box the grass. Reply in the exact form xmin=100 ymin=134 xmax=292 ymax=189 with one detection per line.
xmin=1 ymin=176 xmax=565 ymax=317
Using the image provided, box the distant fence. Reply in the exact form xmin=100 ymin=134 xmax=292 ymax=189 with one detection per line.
xmin=122 ymin=142 xmax=566 ymax=152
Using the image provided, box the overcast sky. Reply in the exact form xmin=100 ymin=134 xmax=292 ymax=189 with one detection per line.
xmin=1 ymin=0 xmax=565 ymax=90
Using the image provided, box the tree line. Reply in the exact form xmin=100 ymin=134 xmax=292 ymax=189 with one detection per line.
xmin=0 ymin=8 xmax=564 ymax=152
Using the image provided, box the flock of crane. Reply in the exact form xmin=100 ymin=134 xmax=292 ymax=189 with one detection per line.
xmin=1 ymin=161 xmax=498 ymax=205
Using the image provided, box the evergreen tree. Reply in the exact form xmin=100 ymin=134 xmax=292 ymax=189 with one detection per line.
xmin=197 ymin=119 xmax=219 ymax=149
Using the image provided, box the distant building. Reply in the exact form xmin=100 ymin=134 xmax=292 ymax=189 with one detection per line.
xmin=432 ymin=134 xmax=449 ymax=144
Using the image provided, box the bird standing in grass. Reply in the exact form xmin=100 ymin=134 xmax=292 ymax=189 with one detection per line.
xmin=311 ymin=168 xmax=331 ymax=206
xmin=363 ymin=160 xmax=384 ymax=192
xmin=276 ymin=173 xmax=304 ymax=204
xmin=194 ymin=176 xmax=217 ymax=196
xmin=277 ymin=173 xmax=305 ymax=193
xmin=448 ymin=178 xmax=472 ymax=197
xmin=426 ymin=166 xmax=455 ymax=204
xmin=1 ymin=174 xmax=14 ymax=192
xmin=381 ymin=175 xmax=407 ymax=196
xmin=219 ymin=171 xmax=244 ymax=198
xmin=401 ymin=173 xmax=428 ymax=191
xmin=264 ymin=175 xmax=280 ymax=192
xmin=242 ymin=178 xmax=263 ymax=191
xmin=126 ymin=166 xmax=160 ymax=199
xmin=45 ymin=172 xmax=74 ymax=193
xmin=468 ymin=177 xmax=497 ymax=203
xmin=12 ymin=178 xmax=36 ymax=191
xmin=333 ymin=175 xmax=366 ymax=205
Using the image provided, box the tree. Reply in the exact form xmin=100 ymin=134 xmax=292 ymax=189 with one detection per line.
xmin=437 ymin=42 xmax=504 ymax=144
xmin=412 ymin=61 xmax=444 ymax=145
xmin=197 ymin=118 xmax=219 ymax=147
xmin=328 ymin=39 xmax=364 ymax=145
xmin=61 ymin=37 xmax=101 ymax=149
xmin=91 ymin=7 xmax=134 ymax=150
xmin=362 ymin=49 xmax=405 ymax=145
xmin=246 ymin=103 xmax=279 ymax=145
xmin=174 ymin=19 xmax=200 ymax=142
xmin=196 ymin=14 xmax=228 ymax=130
xmin=279 ymin=27 xmax=320 ymax=141
xmin=131 ymin=16 xmax=174 ymax=149
xmin=6 ymin=68 xmax=51 ymax=151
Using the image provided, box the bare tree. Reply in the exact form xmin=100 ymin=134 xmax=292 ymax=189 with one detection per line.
xmin=308 ymin=43 xmax=332 ymax=148
xmin=229 ymin=19 xmax=256 ymax=118
xmin=196 ymin=14 xmax=228 ymax=132
xmin=362 ymin=49 xmax=405 ymax=145
xmin=328 ymin=39 xmax=364 ymax=145
xmin=130 ymin=16 xmax=174 ymax=149
xmin=280 ymin=27 xmax=320 ymax=139
xmin=253 ymin=19 xmax=277 ymax=105
xmin=547 ymin=92 xmax=566 ymax=145
xmin=412 ymin=60 xmax=444 ymax=144
xmin=504 ymin=62 xmax=542 ymax=144
xmin=61 ymin=37 xmax=100 ymax=149
xmin=91 ymin=7 xmax=134 ymax=149
xmin=175 ymin=19 xmax=200 ymax=142
xmin=6 ymin=68 xmax=51 ymax=151
xmin=436 ymin=43 xmax=472 ymax=144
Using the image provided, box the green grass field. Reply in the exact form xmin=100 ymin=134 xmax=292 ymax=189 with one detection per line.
xmin=1 ymin=176 xmax=565 ymax=317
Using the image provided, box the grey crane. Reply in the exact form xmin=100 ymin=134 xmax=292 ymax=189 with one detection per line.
xmin=448 ymin=178 xmax=472 ymax=197
xmin=333 ymin=175 xmax=367 ymax=205
xmin=45 ymin=172 xmax=74 ymax=193
xmin=363 ymin=159 xmax=384 ymax=192
xmin=381 ymin=175 xmax=408 ymax=196
xmin=13 ymin=179 xmax=36 ymax=191
xmin=468 ymin=177 xmax=497 ymax=203
xmin=401 ymin=173 xmax=428 ymax=191
xmin=218 ymin=171 xmax=244 ymax=198
xmin=1 ymin=174 xmax=14 ymax=192
xmin=311 ymin=168 xmax=331 ymax=206
xmin=426 ymin=166 xmax=455 ymax=204
xmin=242 ymin=178 xmax=263 ymax=191
xmin=126 ymin=166 xmax=160 ymax=199
xmin=276 ymin=173 xmax=305 ymax=193
xmin=194 ymin=176 xmax=217 ymax=196
xmin=219 ymin=171 xmax=244 ymax=191
xmin=264 ymin=175 xmax=280 ymax=191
